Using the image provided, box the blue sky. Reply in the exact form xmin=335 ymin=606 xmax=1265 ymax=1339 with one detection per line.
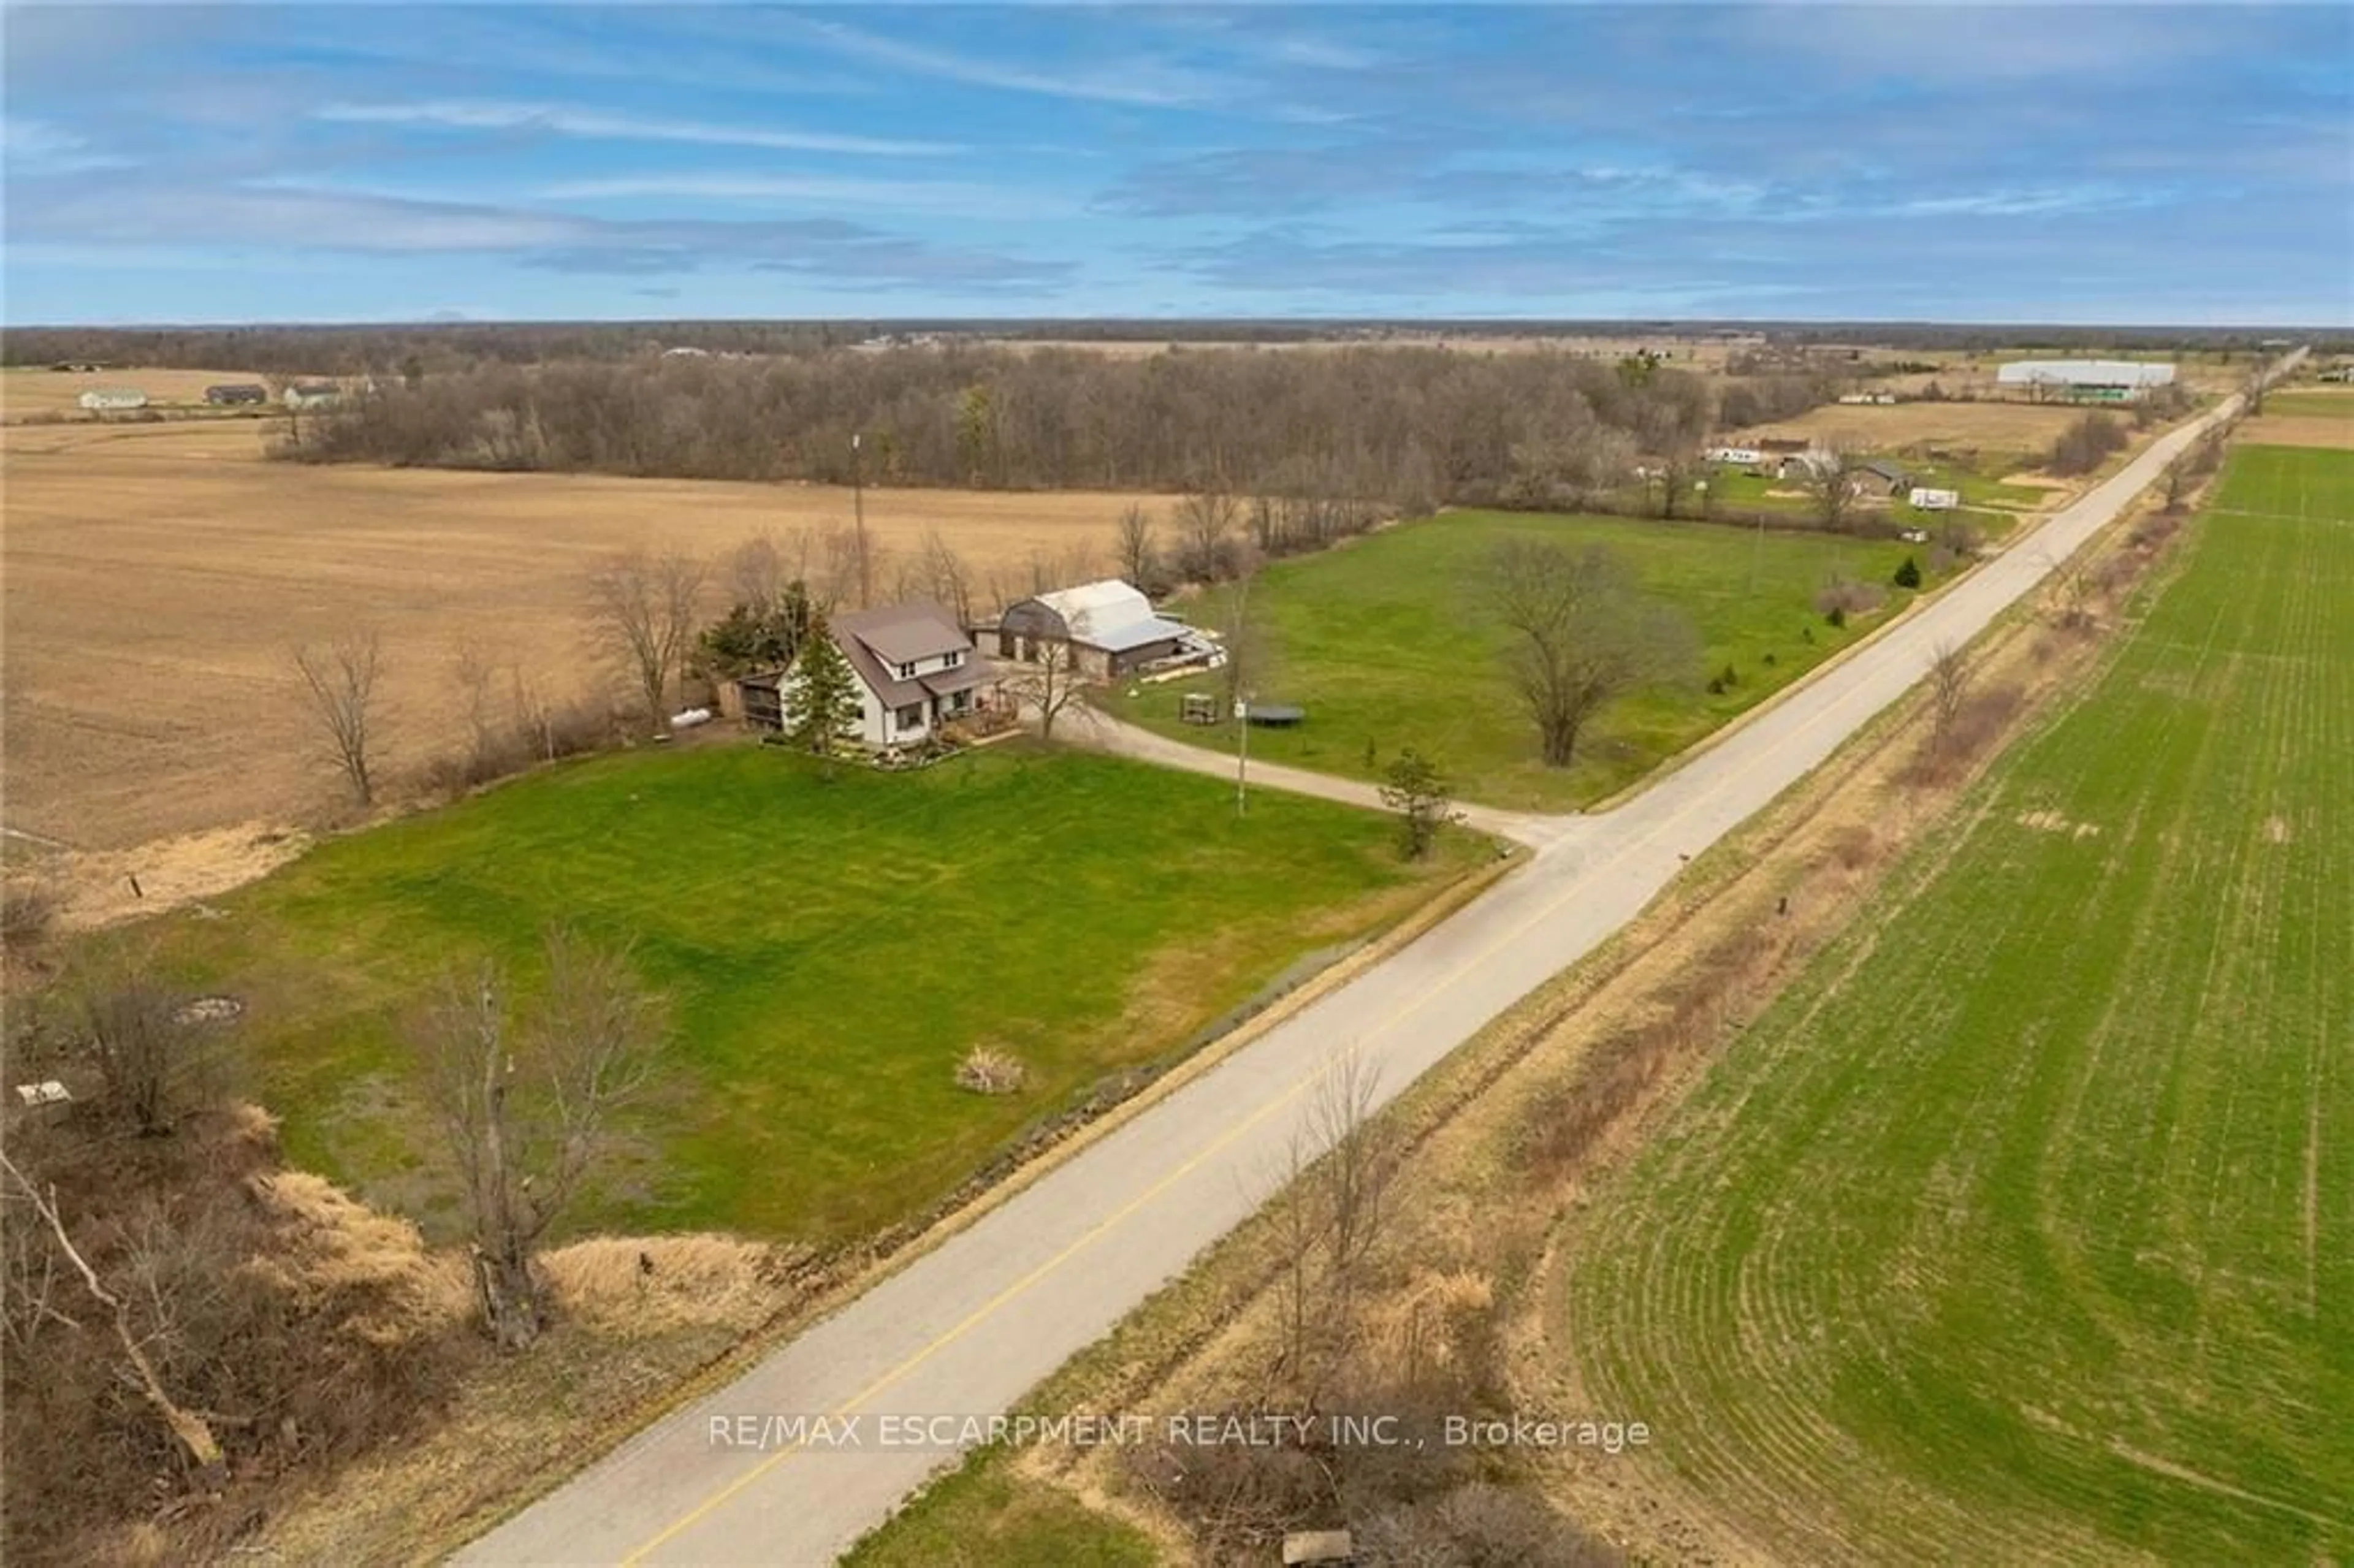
xmin=4 ymin=4 xmax=2348 ymax=325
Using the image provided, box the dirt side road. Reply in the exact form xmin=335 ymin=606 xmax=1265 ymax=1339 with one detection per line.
xmin=453 ymin=386 xmax=2261 ymax=1565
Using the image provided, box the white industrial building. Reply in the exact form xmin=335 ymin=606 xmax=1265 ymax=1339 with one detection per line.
xmin=1996 ymin=360 xmax=2178 ymax=402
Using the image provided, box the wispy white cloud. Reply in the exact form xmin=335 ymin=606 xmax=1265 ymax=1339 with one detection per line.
xmin=8 ymin=178 xmax=1072 ymax=290
xmin=1 ymin=116 xmax=136 ymax=174
xmin=800 ymin=18 xmax=1233 ymax=108
xmin=540 ymin=173 xmax=1080 ymax=220
xmin=313 ymin=101 xmax=958 ymax=158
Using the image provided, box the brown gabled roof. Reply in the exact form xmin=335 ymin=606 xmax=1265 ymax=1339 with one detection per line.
xmin=919 ymin=661 xmax=999 ymax=699
xmin=821 ymin=600 xmax=991 ymax=707
xmin=834 ymin=601 xmax=969 ymax=668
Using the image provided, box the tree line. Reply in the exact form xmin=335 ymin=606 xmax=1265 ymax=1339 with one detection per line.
xmin=265 ymin=346 xmax=1843 ymax=511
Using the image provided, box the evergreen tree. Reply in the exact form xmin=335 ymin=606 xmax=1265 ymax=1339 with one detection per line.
xmin=1378 ymin=747 xmax=1460 ymax=861
xmin=787 ymin=619 xmax=862 ymax=759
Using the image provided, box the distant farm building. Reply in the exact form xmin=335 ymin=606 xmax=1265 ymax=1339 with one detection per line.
xmin=1835 ymin=391 xmax=1897 ymax=405
xmin=283 ymin=382 xmax=342 ymax=410
xmin=205 ymin=382 xmax=269 ymax=405
xmin=1705 ymin=445 xmax=1763 ymax=465
xmin=1996 ymin=360 xmax=2177 ymax=402
xmin=988 ymin=579 xmax=1200 ymax=680
xmin=77 ymin=387 xmax=148 ymax=411
xmin=1857 ymin=459 xmax=1914 ymax=496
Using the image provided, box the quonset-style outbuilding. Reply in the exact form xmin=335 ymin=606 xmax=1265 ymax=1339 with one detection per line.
xmin=989 ymin=579 xmax=1192 ymax=679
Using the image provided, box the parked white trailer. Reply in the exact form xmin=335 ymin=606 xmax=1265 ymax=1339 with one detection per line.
xmin=1908 ymin=487 xmax=1961 ymax=511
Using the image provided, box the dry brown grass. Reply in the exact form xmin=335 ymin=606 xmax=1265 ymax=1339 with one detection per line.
xmin=1738 ymin=398 xmax=2095 ymax=451
xmin=540 ymin=1233 xmax=791 ymax=1337
xmin=2239 ymin=413 xmax=2354 ymax=450
xmin=1 ymin=415 xmax=1164 ymax=850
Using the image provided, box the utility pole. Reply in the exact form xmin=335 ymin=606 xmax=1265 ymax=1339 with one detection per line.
xmin=1235 ymin=688 xmax=1251 ymax=817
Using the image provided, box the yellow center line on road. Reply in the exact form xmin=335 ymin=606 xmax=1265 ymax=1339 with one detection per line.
xmin=617 ymin=462 xmax=2184 ymax=1561
xmin=615 ymin=639 xmax=1914 ymax=1564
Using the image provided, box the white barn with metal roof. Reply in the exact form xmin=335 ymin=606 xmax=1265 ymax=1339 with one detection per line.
xmin=1996 ymin=360 xmax=2177 ymax=401
xmin=991 ymin=578 xmax=1194 ymax=679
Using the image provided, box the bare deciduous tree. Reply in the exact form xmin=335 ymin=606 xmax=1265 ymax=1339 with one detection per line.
xmin=1795 ymin=441 xmax=1864 ymax=532
xmin=1113 ymin=503 xmax=1158 ymax=589
xmin=586 ymin=546 xmax=707 ymax=736
xmin=413 ymin=931 xmax=668 ymax=1350
xmin=451 ymin=637 xmax=500 ymax=773
xmin=725 ymin=531 xmax=793 ymax=614
xmin=1004 ymin=609 xmax=1090 ymax=741
xmin=292 ymin=629 xmax=386 ymax=805
xmin=917 ymin=529 xmax=975 ymax=628
xmin=0 ymin=1147 xmax=225 ymax=1480
xmin=69 ymin=948 xmax=222 ymax=1136
xmin=1273 ymin=1051 xmax=1400 ymax=1391
xmin=1174 ymin=489 xmax=1241 ymax=582
xmin=1927 ymin=638 xmax=1973 ymax=756
xmin=1486 ymin=540 xmax=1698 ymax=767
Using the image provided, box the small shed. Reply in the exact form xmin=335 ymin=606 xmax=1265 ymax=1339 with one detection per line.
xmin=205 ymin=382 xmax=269 ymax=405
xmin=736 ymin=672 xmax=785 ymax=731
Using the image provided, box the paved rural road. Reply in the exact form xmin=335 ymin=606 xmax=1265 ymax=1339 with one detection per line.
xmin=460 ymin=394 xmax=2255 ymax=1567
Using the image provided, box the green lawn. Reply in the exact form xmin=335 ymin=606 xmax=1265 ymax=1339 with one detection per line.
xmin=840 ymin=1449 xmax=1160 ymax=1567
xmin=1565 ymin=444 xmax=2354 ymax=1561
xmin=1108 ymin=509 xmax=1921 ymax=812
xmin=126 ymin=743 xmax=1484 ymax=1245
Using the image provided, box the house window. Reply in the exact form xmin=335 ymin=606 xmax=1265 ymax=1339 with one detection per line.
xmin=897 ymin=661 xmax=916 ymax=679
xmin=943 ymin=650 xmax=962 ymax=668
xmin=897 ymin=704 xmax=924 ymax=730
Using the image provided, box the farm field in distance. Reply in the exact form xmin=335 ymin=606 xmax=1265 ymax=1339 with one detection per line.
xmin=1735 ymin=397 xmax=2127 ymax=452
xmin=1111 ymin=509 xmax=1922 ymax=812
xmin=0 ymin=415 xmax=1157 ymax=850
xmin=1561 ymin=443 xmax=2354 ymax=1562
xmin=110 ymin=742 xmax=1484 ymax=1244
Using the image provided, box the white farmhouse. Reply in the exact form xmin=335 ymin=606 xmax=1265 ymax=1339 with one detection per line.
xmin=771 ymin=600 xmax=1003 ymax=748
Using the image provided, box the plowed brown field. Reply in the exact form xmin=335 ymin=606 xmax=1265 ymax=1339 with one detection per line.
xmin=2 ymin=417 xmax=1154 ymax=849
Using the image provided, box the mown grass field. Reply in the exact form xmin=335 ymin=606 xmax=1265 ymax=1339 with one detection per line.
xmin=1564 ymin=444 xmax=2354 ymax=1562
xmin=1108 ymin=509 xmax=1919 ymax=811
xmin=123 ymin=742 xmax=1483 ymax=1245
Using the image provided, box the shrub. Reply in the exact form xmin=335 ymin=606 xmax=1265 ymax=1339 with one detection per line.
xmin=1826 ymin=606 xmax=1847 ymax=629
xmin=1893 ymin=555 xmax=1923 ymax=589
xmin=1 ymin=880 xmax=60 ymax=948
xmin=954 ymin=1046 xmax=1027 ymax=1095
